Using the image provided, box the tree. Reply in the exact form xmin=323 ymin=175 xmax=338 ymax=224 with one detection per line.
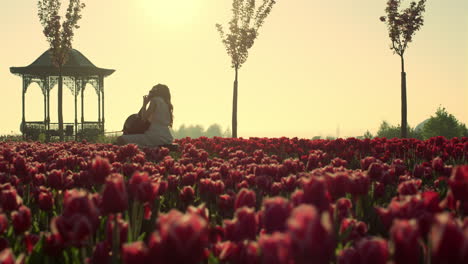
xmin=38 ymin=0 xmax=85 ymax=140
xmin=216 ymin=0 xmax=277 ymax=138
xmin=205 ymin=124 xmax=223 ymax=138
xmin=380 ymin=0 xmax=426 ymax=138
xmin=363 ymin=130 xmax=374 ymax=139
xmin=421 ymin=107 xmax=468 ymax=139
xmin=376 ymin=120 xmax=422 ymax=139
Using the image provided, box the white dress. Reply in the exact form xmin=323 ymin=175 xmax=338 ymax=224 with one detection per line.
xmin=121 ymin=96 xmax=174 ymax=147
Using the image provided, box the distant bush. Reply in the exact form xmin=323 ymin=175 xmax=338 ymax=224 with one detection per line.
xmin=171 ymin=124 xmax=231 ymax=139
xmin=375 ymin=121 xmax=423 ymax=139
xmin=420 ymin=107 xmax=468 ymax=139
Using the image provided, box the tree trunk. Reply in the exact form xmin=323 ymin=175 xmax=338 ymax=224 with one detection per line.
xmin=232 ymin=66 xmax=239 ymax=138
xmin=400 ymin=55 xmax=407 ymax=138
xmin=58 ymin=70 xmax=64 ymax=141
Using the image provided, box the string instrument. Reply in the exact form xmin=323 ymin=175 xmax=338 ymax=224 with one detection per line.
xmin=122 ymin=107 xmax=150 ymax=135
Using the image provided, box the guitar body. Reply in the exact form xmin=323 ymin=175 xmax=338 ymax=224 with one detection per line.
xmin=122 ymin=113 xmax=150 ymax=135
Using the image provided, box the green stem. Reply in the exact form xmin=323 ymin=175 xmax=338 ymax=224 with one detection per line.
xmin=112 ymin=215 xmax=120 ymax=264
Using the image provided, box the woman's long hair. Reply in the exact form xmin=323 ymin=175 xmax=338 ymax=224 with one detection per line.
xmin=151 ymin=84 xmax=174 ymax=127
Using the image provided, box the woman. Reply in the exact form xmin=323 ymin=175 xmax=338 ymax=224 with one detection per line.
xmin=117 ymin=84 xmax=174 ymax=147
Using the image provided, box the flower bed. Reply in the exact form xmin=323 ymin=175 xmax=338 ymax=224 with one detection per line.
xmin=0 ymin=136 xmax=467 ymax=263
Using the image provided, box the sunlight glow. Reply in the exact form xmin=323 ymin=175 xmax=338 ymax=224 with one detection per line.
xmin=140 ymin=0 xmax=201 ymax=27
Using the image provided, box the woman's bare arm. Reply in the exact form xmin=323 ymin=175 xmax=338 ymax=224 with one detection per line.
xmin=142 ymin=100 xmax=156 ymax=122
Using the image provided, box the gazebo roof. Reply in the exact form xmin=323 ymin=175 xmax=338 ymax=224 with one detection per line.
xmin=10 ymin=49 xmax=115 ymax=77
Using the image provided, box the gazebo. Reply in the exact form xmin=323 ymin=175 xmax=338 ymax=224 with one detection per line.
xmin=10 ymin=49 xmax=115 ymax=140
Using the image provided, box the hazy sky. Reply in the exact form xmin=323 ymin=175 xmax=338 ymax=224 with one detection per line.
xmin=1 ymin=0 xmax=467 ymax=138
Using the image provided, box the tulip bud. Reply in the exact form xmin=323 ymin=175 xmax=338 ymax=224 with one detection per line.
xmin=47 ymin=169 xmax=64 ymax=190
xmin=101 ymin=173 xmax=128 ymax=214
xmin=355 ymin=237 xmax=389 ymax=264
xmin=287 ymin=204 xmax=335 ymax=263
xmin=0 ymin=248 xmax=15 ymax=264
xmin=122 ymin=241 xmax=149 ymax=264
xmin=11 ymin=205 xmax=31 ymax=234
xmin=261 ymin=197 xmax=292 ymax=233
xmin=179 ymin=186 xmax=195 ymax=205
xmin=234 ymin=188 xmax=256 ymax=209
xmin=0 ymin=214 xmax=7 ymax=234
xmin=90 ymin=156 xmax=111 ymax=184
xmin=259 ymin=232 xmax=292 ymax=264
xmin=390 ymin=219 xmax=420 ymax=264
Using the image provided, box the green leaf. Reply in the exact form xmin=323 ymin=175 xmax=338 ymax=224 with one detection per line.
xmin=28 ymin=236 xmax=45 ymax=264
xmin=208 ymin=252 xmax=220 ymax=264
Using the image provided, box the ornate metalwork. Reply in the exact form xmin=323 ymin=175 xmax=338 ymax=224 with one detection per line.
xmin=23 ymin=76 xmax=46 ymax=95
xmin=85 ymin=77 xmax=100 ymax=96
xmin=74 ymin=78 xmax=83 ymax=96
xmin=48 ymin=76 xmax=58 ymax=91
xmin=64 ymin=76 xmax=76 ymax=95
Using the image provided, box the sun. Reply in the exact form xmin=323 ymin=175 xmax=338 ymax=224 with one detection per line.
xmin=140 ymin=0 xmax=201 ymax=27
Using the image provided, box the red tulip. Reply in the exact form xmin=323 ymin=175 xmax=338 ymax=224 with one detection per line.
xmin=101 ymin=173 xmax=128 ymax=214
xmin=0 ymin=187 xmax=22 ymax=212
xmin=287 ymin=204 xmax=335 ymax=264
xmin=89 ymin=242 xmax=110 ymax=264
xmin=360 ymin=156 xmax=377 ymax=171
xmin=90 ymin=156 xmax=111 ymax=184
xmin=11 ymin=205 xmax=31 ymax=234
xmin=0 ymin=248 xmax=15 ymax=264
xmin=0 ymin=214 xmax=7 ymax=234
xmin=348 ymin=171 xmax=370 ymax=198
xmin=390 ymin=219 xmax=421 ymax=264
xmin=44 ymin=233 xmax=64 ymax=256
xmin=449 ymin=165 xmax=468 ymax=202
xmin=52 ymin=214 xmax=93 ymax=247
xmin=234 ymin=188 xmax=256 ymax=209
xmin=337 ymin=247 xmax=360 ymax=264
xmin=397 ymin=179 xmax=422 ymax=196
xmin=326 ymin=172 xmax=350 ymax=200
xmin=224 ymin=207 xmax=258 ymax=242
xmin=238 ymin=241 xmax=260 ymax=264
xmin=106 ymin=214 xmax=128 ymax=246
xmin=259 ymin=232 xmax=292 ymax=264
xmin=24 ymin=233 xmax=39 ymax=254
xmin=179 ymin=186 xmax=195 ymax=205
xmin=158 ymin=210 xmax=209 ymax=264
xmin=215 ymin=241 xmax=240 ymax=263
xmin=430 ymin=213 xmax=466 ymax=264
xmin=47 ymin=169 xmax=64 ymax=190
xmin=301 ymin=177 xmax=331 ymax=212
xmin=37 ymin=188 xmax=54 ymax=211
xmin=128 ymin=172 xmax=158 ymax=203
xmin=260 ymin=197 xmax=292 ymax=233
xmin=432 ymin=157 xmax=445 ymax=173
xmin=340 ymin=218 xmax=368 ymax=243
xmin=355 ymin=237 xmax=389 ymax=264
xmin=122 ymin=241 xmax=149 ymax=264
xmin=62 ymin=189 xmax=99 ymax=229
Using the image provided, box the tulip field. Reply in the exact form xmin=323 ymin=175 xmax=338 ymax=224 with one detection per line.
xmin=0 ymin=136 xmax=467 ymax=264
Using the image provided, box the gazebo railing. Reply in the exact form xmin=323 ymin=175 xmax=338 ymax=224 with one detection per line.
xmin=23 ymin=121 xmax=104 ymax=141
xmin=22 ymin=121 xmax=47 ymax=140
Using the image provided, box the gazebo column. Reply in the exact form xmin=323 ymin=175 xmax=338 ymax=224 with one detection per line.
xmin=47 ymin=80 xmax=50 ymax=131
xmin=100 ymin=76 xmax=105 ymax=131
xmin=45 ymin=77 xmax=50 ymax=141
xmin=74 ymin=78 xmax=79 ymax=141
xmin=98 ymin=83 xmax=101 ymax=124
xmin=43 ymin=90 xmax=47 ymax=125
xmin=81 ymin=83 xmax=85 ymax=133
xmin=21 ymin=76 xmax=26 ymax=136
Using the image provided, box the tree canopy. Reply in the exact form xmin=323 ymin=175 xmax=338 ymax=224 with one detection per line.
xmin=38 ymin=0 xmax=86 ymax=68
xmin=380 ymin=0 xmax=426 ymax=57
xmin=421 ymin=107 xmax=468 ymax=139
xmin=216 ymin=0 xmax=276 ymax=69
